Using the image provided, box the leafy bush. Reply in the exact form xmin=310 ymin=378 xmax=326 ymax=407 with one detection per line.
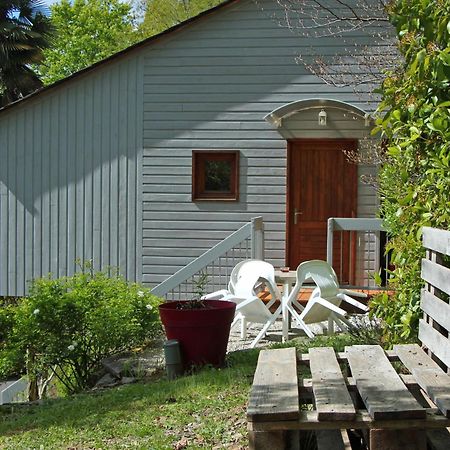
xmin=1 ymin=264 xmax=161 ymax=394
xmin=0 ymin=299 xmax=26 ymax=378
xmin=374 ymin=0 xmax=450 ymax=344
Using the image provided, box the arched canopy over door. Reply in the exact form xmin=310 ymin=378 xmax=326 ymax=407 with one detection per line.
xmin=265 ymin=98 xmax=372 ymax=136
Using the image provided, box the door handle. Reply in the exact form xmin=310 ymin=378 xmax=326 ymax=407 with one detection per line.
xmin=294 ymin=208 xmax=303 ymax=225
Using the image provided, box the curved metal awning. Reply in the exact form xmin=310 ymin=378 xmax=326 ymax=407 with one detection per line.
xmin=264 ymin=98 xmax=372 ymax=128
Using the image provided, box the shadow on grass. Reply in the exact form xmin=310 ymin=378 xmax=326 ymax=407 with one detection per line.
xmin=0 ymin=348 xmax=261 ymax=441
xmin=0 ymin=332 xmax=385 ymax=445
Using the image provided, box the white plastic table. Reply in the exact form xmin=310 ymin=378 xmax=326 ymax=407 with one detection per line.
xmin=274 ymin=270 xmax=297 ymax=342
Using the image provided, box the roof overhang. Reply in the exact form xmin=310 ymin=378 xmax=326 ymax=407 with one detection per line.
xmin=264 ymin=98 xmax=372 ymax=128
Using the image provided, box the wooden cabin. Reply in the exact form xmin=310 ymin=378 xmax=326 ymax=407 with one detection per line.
xmin=0 ymin=0 xmax=387 ymax=296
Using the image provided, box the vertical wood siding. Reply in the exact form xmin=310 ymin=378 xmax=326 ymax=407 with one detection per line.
xmin=0 ymin=56 xmax=144 ymax=296
xmin=141 ymin=0 xmax=379 ymax=286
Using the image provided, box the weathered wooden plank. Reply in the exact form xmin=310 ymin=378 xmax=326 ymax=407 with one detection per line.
xmin=423 ymin=227 xmax=450 ymax=256
xmin=421 ymin=289 xmax=450 ymax=332
xmin=419 ymin=319 xmax=450 ymax=369
xmin=247 ymin=348 xmax=299 ymax=422
xmin=394 ymin=343 xmax=442 ymax=371
xmin=309 ymin=347 xmax=356 ymax=420
xmin=300 ymin=374 xmax=419 ymax=397
xmin=427 ymin=428 xmax=450 ymax=450
xmin=345 ymin=345 xmax=425 ymax=420
xmin=421 ymin=259 xmax=450 ymax=296
xmin=316 ymin=430 xmax=345 ymax=450
xmin=394 ymin=343 xmax=450 ymax=417
xmin=298 ymin=350 xmax=400 ymax=365
xmin=248 ymin=430 xmax=285 ymax=450
xmin=370 ymin=428 xmax=426 ymax=450
xmin=249 ymin=409 xmax=450 ymax=431
xmin=411 ymin=368 xmax=450 ymax=418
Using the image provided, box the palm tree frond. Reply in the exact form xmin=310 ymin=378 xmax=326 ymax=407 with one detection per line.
xmin=0 ymin=0 xmax=53 ymax=105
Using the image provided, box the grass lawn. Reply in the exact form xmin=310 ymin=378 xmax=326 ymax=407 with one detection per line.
xmin=0 ymin=334 xmax=373 ymax=449
xmin=0 ymin=350 xmax=259 ymax=449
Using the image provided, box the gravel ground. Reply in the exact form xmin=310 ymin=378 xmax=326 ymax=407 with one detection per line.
xmin=100 ymin=316 xmax=345 ymax=385
xmin=226 ymin=317 xmax=326 ymax=353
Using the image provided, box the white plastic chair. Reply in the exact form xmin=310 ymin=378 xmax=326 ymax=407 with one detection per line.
xmin=202 ymin=259 xmax=279 ymax=308
xmin=202 ymin=260 xmax=247 ymax=301
xmin=202 ymin=260 xmax=283 ymax=348
xmin=287 ymin=260 xmax=368 ymax=338
xmin=235 ymin=260 xmax=280 ymax=308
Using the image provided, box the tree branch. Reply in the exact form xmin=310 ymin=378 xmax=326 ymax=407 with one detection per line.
xmin=257 ymin=0 xmax=401 ymax=95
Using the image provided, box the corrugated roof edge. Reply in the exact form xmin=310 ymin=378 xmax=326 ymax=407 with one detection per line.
xmin=0 ymin=0 xmax=240 ymax=115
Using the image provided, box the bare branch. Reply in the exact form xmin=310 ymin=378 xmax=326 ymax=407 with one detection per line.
xmin=343 ymin=137 xmax=388 ymax=166
xmin=255 ymin=0 xmax=401 ymax=96
xmin=343 ymin=137 xmax=390 ymax=188
xmin=272 ymin=0 xmax=390 ymax=36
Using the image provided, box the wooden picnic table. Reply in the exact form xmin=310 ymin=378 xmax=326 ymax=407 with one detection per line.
xmin=247 ymin=345 xmax=450 ymax=450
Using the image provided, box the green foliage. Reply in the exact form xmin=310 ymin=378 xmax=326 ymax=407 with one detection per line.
xmin=0 ymin=1 xmax=53 ymax=105
xmin=370 ymin=265 xmax=422 ymax=344
xmin=0 ymin=299 xmax=25 ymax=377
xmin=138 ymin=0 xmax=223 ymax=37
xmin=0 ymin=263 xmax=161 ymax=394
xmin=0 ymin=360 xmax=252 ymax=449
xmin=39 ymin=0 xmax=139 ymax=84
xmin=39 ymin=0 xmax=225 ymax=84
xmin=374 ymin=0 xmax=450 ymax=343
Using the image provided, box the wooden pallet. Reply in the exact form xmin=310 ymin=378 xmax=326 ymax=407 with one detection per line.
xmin=247 ymin=227 xmax=450 ymax=450
xmin=248 ymin=346 xmax=450 ymax=449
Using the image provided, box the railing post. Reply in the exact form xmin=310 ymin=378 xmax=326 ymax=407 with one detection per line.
xmin=327 ymin=218 xmax=334 ymax=266
xmin=374 ymin=230 xmax=381 ymax=279
xmin=251 ymin=216 xmax=264 ymax=260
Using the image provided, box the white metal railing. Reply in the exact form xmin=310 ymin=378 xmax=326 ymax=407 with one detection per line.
xmin=151 ymin=217 xmax=264 ymax=300
xmin=327 ymin=218 xmax=388 ymax=289
xmin=0 ymin=377 xmax=27 ymax=404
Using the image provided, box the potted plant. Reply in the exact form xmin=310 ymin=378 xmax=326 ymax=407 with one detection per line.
xmin=158 ymin=274 xmax=236 ymax=369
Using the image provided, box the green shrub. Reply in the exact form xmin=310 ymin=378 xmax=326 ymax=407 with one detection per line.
xmin=374 ymin=0 xmax=450 ymax=344
xmin=0 ymin=300 xmax=26 ymax=378
xmin=1 ymin=263 xmax=161 ymax=394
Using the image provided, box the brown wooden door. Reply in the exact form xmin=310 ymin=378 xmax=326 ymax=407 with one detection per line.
xmin=287 ymin=139 xmax=357 ymax=283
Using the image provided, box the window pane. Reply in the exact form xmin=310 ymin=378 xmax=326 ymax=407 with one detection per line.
xmin=192 ymin=150 xmax=239 ymax=201
xmin=204 ymin=160 xmax=232 ymax=192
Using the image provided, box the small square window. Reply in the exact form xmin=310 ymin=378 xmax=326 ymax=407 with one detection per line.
xmin=192 ymin=150 xmax=239 ymax=201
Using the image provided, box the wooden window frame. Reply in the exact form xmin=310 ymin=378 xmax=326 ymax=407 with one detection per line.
xmin=192 ymin=150 xmax=240 ymax=201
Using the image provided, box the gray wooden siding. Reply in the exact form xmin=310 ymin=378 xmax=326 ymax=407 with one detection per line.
xmin=141 ymin=0 xmax=379 ymax=286
xmin=0 ymin=0 xmax=383 ymax=295
xmin=0 ymin=55 xmax=144 ymax=296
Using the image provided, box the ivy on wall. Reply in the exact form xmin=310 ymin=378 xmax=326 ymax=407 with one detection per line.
xmin=371 ymin=0 xmax=450 ymax=343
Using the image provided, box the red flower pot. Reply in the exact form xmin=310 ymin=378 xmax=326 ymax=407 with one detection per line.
xmin=159 ymin=300 xmax=236 ymax=369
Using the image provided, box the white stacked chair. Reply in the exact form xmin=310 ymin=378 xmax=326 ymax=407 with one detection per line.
xmin=287 ymin=260 xmax=368 ymax=337
xmin=203 ymin=260 xmax=283 ymax=348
